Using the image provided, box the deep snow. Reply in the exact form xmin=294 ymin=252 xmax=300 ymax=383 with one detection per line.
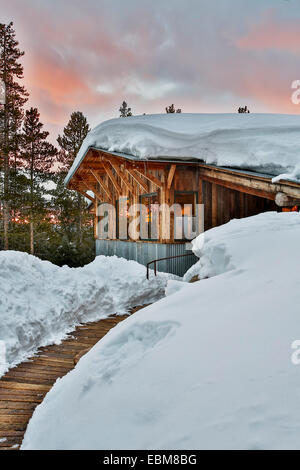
xmin=0 ymin=252 xmax=172 ymax=375
xmin=65 ymin=113 xmax=300 ymax=185
xmin=22 ymin=212 xmax=300 ymax=450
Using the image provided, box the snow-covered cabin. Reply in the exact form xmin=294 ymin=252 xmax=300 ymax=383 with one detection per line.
xmin=65 ymin=114 xmax=300 ymax=276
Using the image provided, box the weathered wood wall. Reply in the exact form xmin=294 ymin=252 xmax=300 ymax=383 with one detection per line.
xmin=94 ymin=161 xmax=201 ymax=243
xmin=201 ymin=180 xmax=278 ymax=231
xmin=69 ymin=150 xmax=281 ymax=243
xmin=93 ymin=161 xmax=279 ymax=241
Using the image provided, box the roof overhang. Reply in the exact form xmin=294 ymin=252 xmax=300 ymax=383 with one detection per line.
xmin=65 ymin=146 xmax=300 ymax=205
xmin=64 ymin=146 xmax=200 ymax=187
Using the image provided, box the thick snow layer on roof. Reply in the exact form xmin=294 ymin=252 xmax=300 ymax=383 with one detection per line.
xmin=0 ymin=253 xmax=172 ymax=376
xmin=65 ymin=113 xmax=300 ymax=185
xmin=22 ymin=212 xmax=300 ymax=450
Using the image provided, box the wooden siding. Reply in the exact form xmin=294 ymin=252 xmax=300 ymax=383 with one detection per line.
xmin=70 ymin=150 xmax=201 ymax=243
xmin=66 ymin=148 xmax=300 ymax=244
xmin=202 ymin=180 xmax=278 ymax=231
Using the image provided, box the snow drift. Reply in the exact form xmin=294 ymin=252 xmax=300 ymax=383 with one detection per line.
xmin=65 ymin=113 xmax=300 ymax=185
xmin=22 ymin=212 xmax=300 ymax=450
xmin=0 ymin=252 xmax=172 ymax=375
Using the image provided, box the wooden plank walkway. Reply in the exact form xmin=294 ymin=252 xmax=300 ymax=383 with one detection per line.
xmin=0 ymin=307 xmax=143 ymax=450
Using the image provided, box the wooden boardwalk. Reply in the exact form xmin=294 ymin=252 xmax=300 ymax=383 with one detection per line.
xmin=0 ymin=308 xmax=142 ymax=450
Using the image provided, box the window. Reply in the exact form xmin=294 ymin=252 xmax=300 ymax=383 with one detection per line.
xmin=139 ymin=193 xmax=159 ymax=240
xmin=174 ymin=191 xmax=198 ymax=240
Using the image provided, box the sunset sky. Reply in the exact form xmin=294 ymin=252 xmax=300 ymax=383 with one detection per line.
xmin=1 ymin=0 xmax=300 ymax=142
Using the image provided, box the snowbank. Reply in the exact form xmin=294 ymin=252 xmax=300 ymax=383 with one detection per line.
xmin=22 ymin=212 xmax=300 ymax=450
xmin=65 ymin=113 xmax=300 ymax=184
xmin=0 ymin=252 xmax=172 ymax=375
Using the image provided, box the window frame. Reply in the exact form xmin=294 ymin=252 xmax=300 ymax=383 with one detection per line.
xmin=174 ymin=190 xmax=198 ymax=241
xmin=139 ymin=192 xmax=159 ymax=241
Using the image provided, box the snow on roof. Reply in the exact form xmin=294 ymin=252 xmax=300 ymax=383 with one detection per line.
xmin=65 ymin=113 xmax=300 ymax=186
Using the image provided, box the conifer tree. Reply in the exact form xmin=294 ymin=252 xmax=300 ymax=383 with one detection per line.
xmin=119 ymin=101 xmax=132 ymax=117
xmin=165 ymin=104 xmax=181 ymax=113
xmin=57 ymin=111 xmax=90 ymax=172
xmin=56 ymin=111 xmax=90 ymax=244
xmin=0 ymin=22 xmax=28 ymax=249
xmin=21 ymin=107 xmax=56 ymax=254
xmin=238 ymin=105 xmax=250 ymax=113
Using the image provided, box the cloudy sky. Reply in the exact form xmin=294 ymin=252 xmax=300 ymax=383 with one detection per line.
xmin=1 ymin=0 xmax=300 ymax=141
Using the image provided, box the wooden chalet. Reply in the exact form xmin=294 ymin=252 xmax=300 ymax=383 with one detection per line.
xmin=66 ymin=146 xmax=300 ymax=276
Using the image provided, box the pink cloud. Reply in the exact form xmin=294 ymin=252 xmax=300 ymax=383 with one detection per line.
xmin=236 ymin=10 xmax=300 ymax=53
xmin=2 ymin=0 xmax=300 ymax=145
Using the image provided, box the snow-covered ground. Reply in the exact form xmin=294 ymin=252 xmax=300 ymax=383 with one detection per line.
xmin=65 ymin=113 xmax=300 ymax=185
xmin=22 ymin=212 xmax=300 ymax=450
xmin=0 ymin=253 xmax=172 ymax=376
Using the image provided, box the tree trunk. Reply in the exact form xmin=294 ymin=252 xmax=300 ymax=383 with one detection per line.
xmin=3 ymin=199 xmax=9 ymax=250
xmin=2 ymin=30 xmax=9 ymax=250
xmin=30 ymin=147 xmax=34 ymax=255
xmin=3 ymin=145 xmax=9 ymax=251
xmin=30 ymin=219 xmax=34 ymax=255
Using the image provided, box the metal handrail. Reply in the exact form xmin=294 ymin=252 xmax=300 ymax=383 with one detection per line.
xmin=146 ymin=252 xmax=195 ymax=279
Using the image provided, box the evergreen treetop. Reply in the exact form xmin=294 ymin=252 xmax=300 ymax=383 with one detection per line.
xmin=57 ymin=111 xmax=90 ymax=172
xmin=238 ymin=105 xmax=250 ymax=113
xmin=21 ymin=107 xmax=56 ymax=176
xmin=119 ymin=101 xmax=132 ymax=117
xmin=165 ymin=104 xmax=181 ymax=113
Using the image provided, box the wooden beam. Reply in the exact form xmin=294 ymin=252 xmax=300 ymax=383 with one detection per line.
xmin=102 ymin=161 xmax=122 ymax=195
xmin=275 ymin=192 xmax=300 ymax=207
xmin=201 ymin=174 xmax=276 ymax=201
xmin=223 ymin=187 xmax=230 ymax=223
xmin=211 ymin=183 xmax=218 ymax=227
xmin=90 ymin=185 xmax=105 ymax=203
xmin=239 ymin=192 xmax=245 ymax=218
xmin=199 ymin=166 xmax=300 ymax=200
xmin=126 ymin=168 xmax=148 ymax=192
xmin=80 ymin=181 xmax=104 ymax=202
xmin=133 ymin=167 xmax=163 ymax=188
xmin=198 ymin=175 xmax=203 ymax=204
xmin=108 ymin=161 xmax=135 ymax=193
xmin=167 ymin=164 xmax=176 ymax=190
xmin=95 ymin=149 xmax=165 ymax=170
xmin=89 ymin=170 xmax=112 ymax=201
xmin=78 ymin=190 xmax=95 ymax=204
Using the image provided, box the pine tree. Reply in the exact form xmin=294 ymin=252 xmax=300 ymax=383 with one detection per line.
xmin=165 ymin=104 xmax=181 ymax=113
xmin=57 ymin=111 xmax=90 ymax=172
xmin=20 ymin=107 xmax=57 ymax=254
xmin=238 ymin=105 xmax=250 ymax=114
xmin=0 ymin=22 xmax=28 ymax=249
xmin=119 ymin=101 xmax=132 ymax=117
xmin=57 ymin=111 xmax=90 ymax=244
